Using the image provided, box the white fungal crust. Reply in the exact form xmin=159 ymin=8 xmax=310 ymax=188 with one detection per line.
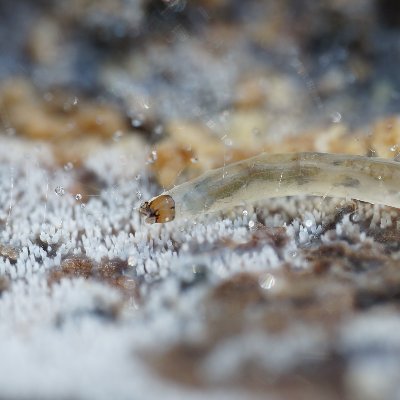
xmin=143 ymin=152 xmax=400 ymax=223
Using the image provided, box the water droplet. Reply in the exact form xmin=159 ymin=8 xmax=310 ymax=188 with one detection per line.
xmin=351 ymin=213 xmax=360 ymax=222
xmin=390 ymin=144 xmax=398 ymax=152
xmin=132 ymin=116 xmax=144 ymax=128
xmin=63 ymin=96 xmax=79 ymax=111
xmin=291 ymin=251 xmax=297 ymax=258
xmin=259 ymin=273 xmax=275 ymax=290
xmin=75 ymin=193 xmax=82 ymax=201
xmin=64 ymin=162 xmax=73 ymax=171
xmin=190 ymin=157 xmax=198 ymax=163
xmin=55 ymin=186 xmax=65 ymax=196
xmin=248 ymin=221 xmax=255 ymax=228
xmin=136 ymin=190 xmax=142 ymax=200
xmin=81 ymin=203 xmax=86 ymax=209
xmin=377 ymin=175 xmax=382 ymax=180
xmin=153 ymin=124 xmax=164 ymax=136
xmin=331 ymin=111 xmax=342 ymax=123
xmin=147 ymin=150 xmax=158 ymax=164
xmin=242 ymin=210 xmax=248 ymax=216
xmin=305 ymin=219 xmax=313 ymax=228
xmin=128 ymin=256 xmax=137 ymax=267
xmin=113 ymin=130 xmax=124 ymax=142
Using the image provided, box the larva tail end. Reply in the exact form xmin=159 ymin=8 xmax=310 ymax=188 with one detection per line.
xmin=139 ymin=195 xmax=175 ymax=224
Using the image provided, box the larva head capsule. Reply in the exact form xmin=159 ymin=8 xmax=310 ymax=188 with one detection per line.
xmin=139 ymin=195 xmax=175 ymax=224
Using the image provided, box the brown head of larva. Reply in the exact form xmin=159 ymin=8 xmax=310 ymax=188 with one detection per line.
xmin=139 ymin=195 xmax=175 ymax=224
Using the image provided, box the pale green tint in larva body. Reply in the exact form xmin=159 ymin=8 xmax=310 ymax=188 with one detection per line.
xmin=140 ymin=152 xmax=400 ymax=223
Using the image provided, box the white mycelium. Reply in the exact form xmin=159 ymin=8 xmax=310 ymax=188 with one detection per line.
xmin=0 ymin=136 xmax=399 ymax=399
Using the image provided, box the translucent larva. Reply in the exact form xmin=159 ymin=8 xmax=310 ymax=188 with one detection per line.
xmin=140 ymin=152 xmax=400 ymax=223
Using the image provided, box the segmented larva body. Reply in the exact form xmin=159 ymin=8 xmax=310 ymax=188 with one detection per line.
xmin=140 ymin=152 xmax=400 ymax=223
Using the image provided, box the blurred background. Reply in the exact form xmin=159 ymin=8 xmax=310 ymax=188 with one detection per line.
xmin=1 ymin=0 xmax=400 ymax=186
